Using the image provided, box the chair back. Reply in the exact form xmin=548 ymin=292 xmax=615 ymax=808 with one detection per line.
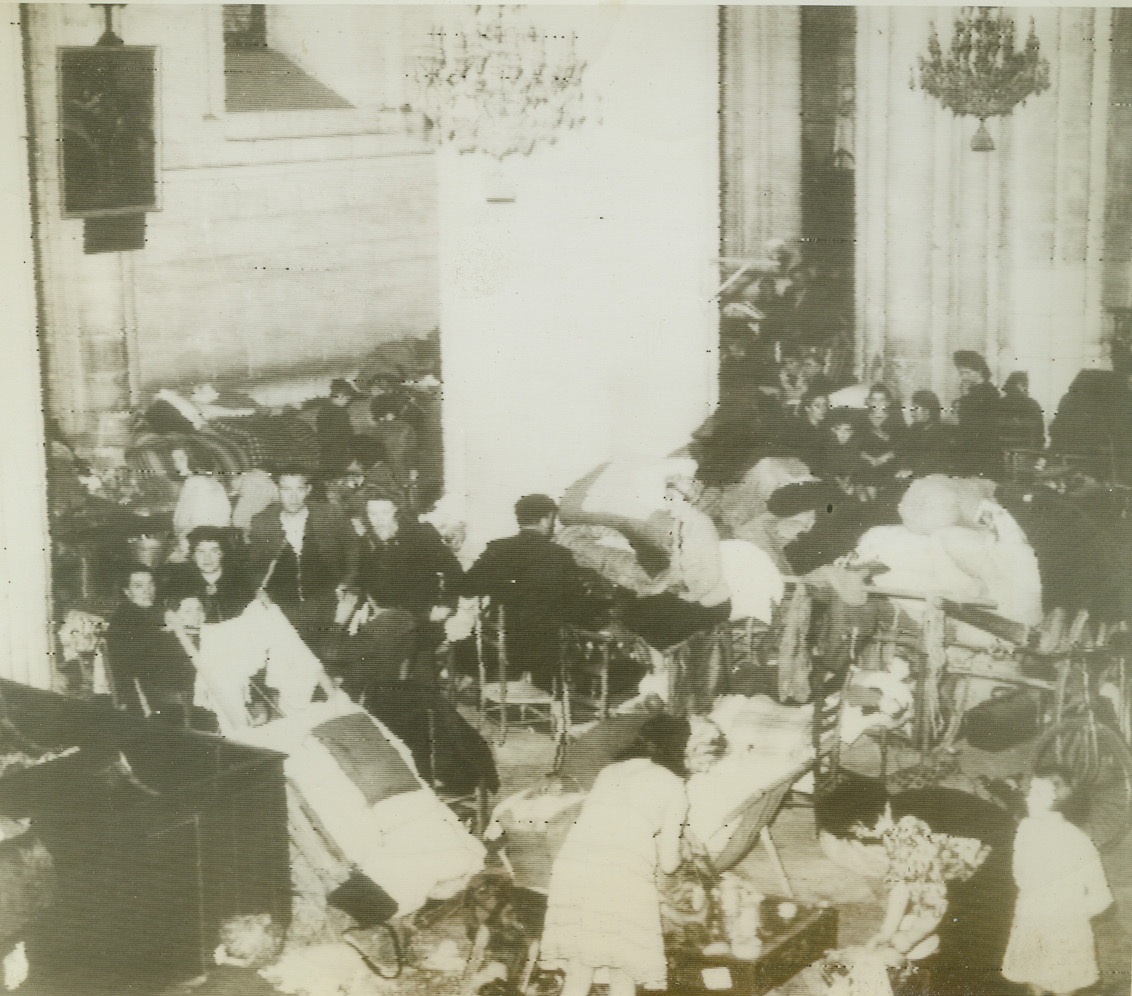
xmin=811 ymin=664 xmax=848 ymax=800
xmin=710 ymin=762 xmax=807 ymax=874
xmin=474 ymin=598 xmax=509 ymax=686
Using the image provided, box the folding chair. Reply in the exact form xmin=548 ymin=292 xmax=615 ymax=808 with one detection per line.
xmin=707 ymin=762 xmax=810 ymax=899
xmin=474 ymin=598 xmax=559 ymax=744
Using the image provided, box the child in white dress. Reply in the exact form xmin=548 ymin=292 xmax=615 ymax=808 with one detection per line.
xmin=1002 ymin=766 xmax=1113 ymax=995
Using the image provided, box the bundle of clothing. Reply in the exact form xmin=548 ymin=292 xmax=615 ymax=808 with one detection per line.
xmin=853 ymin=475 xmax=1043 ymax=632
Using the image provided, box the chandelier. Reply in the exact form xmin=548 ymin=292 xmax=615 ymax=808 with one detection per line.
xmin=915 ymin=7 xmax=1050 ymax=151
xmin=415 ymin=6 xmax=588 ymax=160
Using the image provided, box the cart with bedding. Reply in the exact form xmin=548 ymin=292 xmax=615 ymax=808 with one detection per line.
xmin=191 ymin=601 xmax=486 ymax=964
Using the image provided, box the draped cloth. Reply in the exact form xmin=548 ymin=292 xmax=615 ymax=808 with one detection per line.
xmin=193 ymin=602 xmax=484 ymax=915
xmin=194 ymin=600 xmax=326 ymax=733
xmin=666 ymin=624 xmax=732 ymax=716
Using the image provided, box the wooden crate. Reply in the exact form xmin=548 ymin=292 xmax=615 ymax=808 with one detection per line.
xmin=668 ymin=903 xmax=838 ymax=995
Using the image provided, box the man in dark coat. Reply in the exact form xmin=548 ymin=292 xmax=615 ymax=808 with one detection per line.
xmin=460 ymin=494 xmax=595 ymax=691
xmin=248 ymin=467 xmax=359 ymax=653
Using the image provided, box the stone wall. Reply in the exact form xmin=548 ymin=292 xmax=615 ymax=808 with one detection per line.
xmin=23 ymin=4 xmax=438 ymax=438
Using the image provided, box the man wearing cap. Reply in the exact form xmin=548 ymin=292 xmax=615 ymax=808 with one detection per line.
xmin=460 ymin=494 xmax=595 ymax=691
xmin=953 ymin=351 xmax=1004 ymax=479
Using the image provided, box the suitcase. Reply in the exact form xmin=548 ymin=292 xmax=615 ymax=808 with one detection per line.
xmin=667 ymin=902 xmax=838 ymax=995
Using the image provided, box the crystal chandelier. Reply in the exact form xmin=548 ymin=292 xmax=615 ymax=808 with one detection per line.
xmin=415 ymin=5 xmax=588 ymax=160
xmin=914 ymin=7 xmax=1050 ymax=151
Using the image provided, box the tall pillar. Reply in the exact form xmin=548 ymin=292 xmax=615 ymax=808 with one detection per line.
xmin=438 ymin=6 xmax=720 ymax=550
xmin=855 ymin=6 xmax=1109 ymax=415
xmin=720 ymin=6 xmax=802 ymax=257
xmin=0 ymin=9 xmax=54 ymax=687
xmin=22 ymin=3 xmax=137 ymax=444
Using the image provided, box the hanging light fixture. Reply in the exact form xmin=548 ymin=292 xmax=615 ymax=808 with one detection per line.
xmin=414 ymin=5 xmax=588 ymax=160
xmin=914 ymin=7 xmax=1050 ymax=151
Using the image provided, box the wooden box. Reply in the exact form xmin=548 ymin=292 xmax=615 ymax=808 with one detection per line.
xmin=0 ymin=679 xmax=290 ymax=988
xmin=668 ymin=903 xmax=838 ymax=995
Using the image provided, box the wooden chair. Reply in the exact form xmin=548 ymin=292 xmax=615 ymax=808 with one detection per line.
xmin=723 ymin=614 xmax=774 ymax=695
xmin=473 ymin=598 xmax=558 ymax=744
xmin=810 ymin=661 xmax=849 ymax=804
xmin=557 ymin=624 xmax=648 ymax=722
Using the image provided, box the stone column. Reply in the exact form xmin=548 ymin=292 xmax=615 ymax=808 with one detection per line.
xmin=437 ymin=6 xmax=720 ymax=551
xmin=854 ymin=6 xmax=1110 ymax=415
xmin=23 ymin=3 xmax=137 ymax=445
xmin=0 ymin=10 xmax=54 ymax=687
xmin=720 ymin=6 xmax=803 ymax=257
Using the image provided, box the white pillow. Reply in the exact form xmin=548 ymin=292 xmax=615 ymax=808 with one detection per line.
xmin=719 ymin=539 xmax=784 ymax=624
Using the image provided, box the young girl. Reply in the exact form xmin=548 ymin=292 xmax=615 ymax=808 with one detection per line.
xmin=1002 ymin=766 xmax=1113 ymax=995
xmin=539 ymin=715 xmax=692 ymax=996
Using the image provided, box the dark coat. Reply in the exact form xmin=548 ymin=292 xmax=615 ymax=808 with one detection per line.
xmin=247 ymin=501 xmax=360 ymax=599
xmin=358 ymin=522 xmax=462 ymax=616
xmin=955 ymin=381 xmax=1004 ymax=478
xmin=997 ymin=394 xmax=1046 ymax=453
xmin=316 ymin=403 xmax=357 ymax=474
xmin=104 ymin=602 xmax=196 ymax=717
xmin=460 ymin=531 xmax=593 ymax=682
xmin=363 ymin=681 xmax=499 ymax=795
xmin=160 ymin=562 xmax=255 ymax=624
xmin=898 ymin=421 xmax=956 ymax=478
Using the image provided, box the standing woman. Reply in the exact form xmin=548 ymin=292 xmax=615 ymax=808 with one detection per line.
xmin=540 ymin=715 xmax=692 ymax=996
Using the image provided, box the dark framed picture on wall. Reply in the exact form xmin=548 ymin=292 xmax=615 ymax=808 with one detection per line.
xmin=58 ymin=46 xmax=159 ymax=219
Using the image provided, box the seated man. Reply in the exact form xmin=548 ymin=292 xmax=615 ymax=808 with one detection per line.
xmin=248 ymin=467 xmax=359 ymax=656
xmin=461 ymin=494 xmax=599 ymax=691
xmin=162 ymin=525 xmax=254 ymax=624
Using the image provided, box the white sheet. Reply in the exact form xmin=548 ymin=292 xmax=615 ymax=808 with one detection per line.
xmin=686 ymin=696 xmax=812 ymax=854
xmin=194 ymin=606 xmax=484 ymax=916
xmin=240 ymin=698 xmax=485 ymax=916
xmin=719 ymin=539 xmax=784 ymax=624
xmin=195 ymin=601 xmax=328 ymax=732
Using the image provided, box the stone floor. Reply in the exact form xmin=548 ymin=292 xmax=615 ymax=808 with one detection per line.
xmin=18 ymin=717 xmax=1132 ymax=996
